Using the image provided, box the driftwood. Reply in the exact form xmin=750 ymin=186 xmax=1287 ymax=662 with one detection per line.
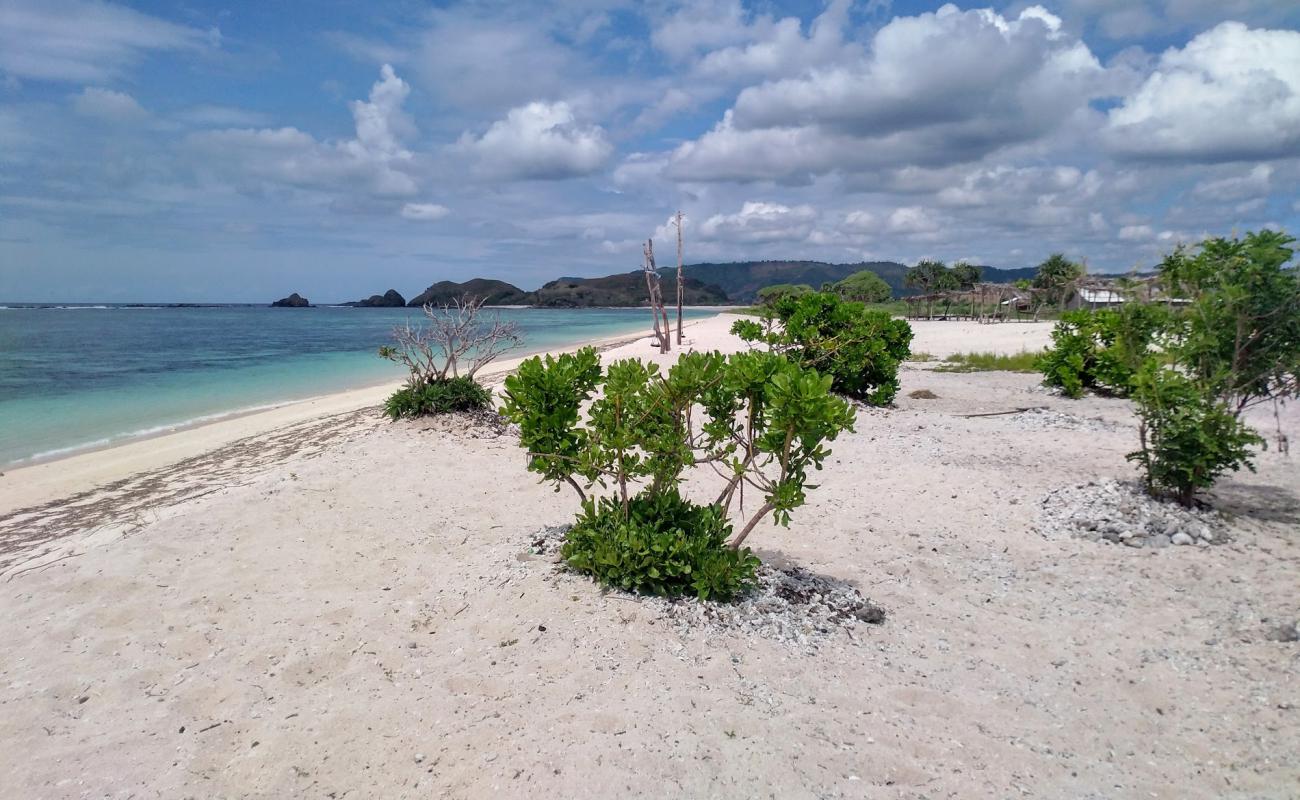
xmin=642 ymin=239 xmax=670 ymax=353
xmin=674 ymin=210 xmax=685 ymax=345
xmin=956 ymin=406 xmax=1048 ymax=418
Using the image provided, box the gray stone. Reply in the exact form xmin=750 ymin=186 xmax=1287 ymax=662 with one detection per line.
xmin=1149 ymin=534 xmax=1171 ymax=549
xmin=1171 ymin=532 xmax=1195 ymax=546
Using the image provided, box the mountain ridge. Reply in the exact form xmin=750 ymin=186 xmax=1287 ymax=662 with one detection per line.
xmin=363 ymin=259 xmax=1043 ymax=307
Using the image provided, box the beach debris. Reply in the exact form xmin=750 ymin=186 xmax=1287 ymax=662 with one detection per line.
xmin=1037 ymin=479 xmax=1228 ymax=550
xmin=908 ymin=389 xmax=939 ymax=399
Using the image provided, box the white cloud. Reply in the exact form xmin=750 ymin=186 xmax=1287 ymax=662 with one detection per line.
xmin=185 ymin=64 xmax=418 ymax=198
xmin=400 ymin=203 xmax=450 ymax=221
xmin=651 ymin=0 xmax=753 ymax=62
xmin=459 ymin=101 xmax=612 ymax=180
xmin=0 ymin=0 xmax=214 ymax=82
xmin=1119 ymin=224 xmax=1155 ymax=241
xmin=1192 ymin=164 xmax=1273 ymax=199
xmin=1106 ymin=22 xmax=1300 ymax=162
xmin=72 ymin=87 xmax=147 ymax=122
xmin=694 ymin=0 xmax=859 ymax=82
xmin=886 ymin=206 xmax=940 ymax=235
xmin=697 ymin=201 xmax=817 ymax=243
xmin=665 ymin=5 xmax=1107 ymax=183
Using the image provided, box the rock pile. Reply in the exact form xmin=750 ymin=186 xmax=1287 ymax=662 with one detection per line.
xmin=526 ymin=526 xmax=885 ymax=651
xmin=1038 ymin=479 xmax=1227 ymax=550
xmin=646 ymin=564 xmax=885 ymax=651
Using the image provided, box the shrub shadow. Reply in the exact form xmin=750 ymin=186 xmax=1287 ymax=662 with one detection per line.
xmin=1210 ymin=480 xmax=1300 ymax=528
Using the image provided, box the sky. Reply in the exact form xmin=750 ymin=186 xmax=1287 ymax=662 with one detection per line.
xmin=1 ymin=0 xmax=1299 ymax=302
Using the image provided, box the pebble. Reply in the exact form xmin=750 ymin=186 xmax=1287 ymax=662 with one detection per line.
xmin=528 ymin=525 xmax=886 ymax=654
xmin=1038 ymin=479 xmax=1228 ymax=552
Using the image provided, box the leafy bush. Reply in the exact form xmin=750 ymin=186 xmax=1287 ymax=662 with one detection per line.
xmin=1040 ymin=229 xmax=1296 ymax=506
xmin=1032 ymin=253 xmax=1084 ymax=307
xmin=501 ymin=346 xmax=855 ymax=600
xmin=1158 ymin=229 xmax=1299 ymax=414
xmin=756 ymin=283 xmax=814 ymax=305
xmin=731 ymin=291 xmax=913 ymax=406
xmin=383 ymin=376 xmax=491 ymax=419
xmin=563 ymin=490 xmax=759 ymax=601
xmin=828 ymin=270 xmax=892 ymax=304
xmin=1126 ymin=364 xmax=1262 ymax=507
xmin=1037 ymin=305 xmax=1171 ymax=398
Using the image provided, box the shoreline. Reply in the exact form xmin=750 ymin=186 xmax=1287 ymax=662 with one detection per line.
xmin=0 ymin=316 xmax=719 ymax=514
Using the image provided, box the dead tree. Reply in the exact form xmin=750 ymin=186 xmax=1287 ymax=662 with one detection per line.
xmin=642 ymin=240 xmax=670 ymax=353
xmin=673 ymin=210 xmax=685 ymax=345
xmin=379 ymin=295 xmax=523 ymax=385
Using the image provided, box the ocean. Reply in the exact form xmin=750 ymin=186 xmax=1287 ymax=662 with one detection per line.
xmin=0 ymin=304 xmax=714 ymax=467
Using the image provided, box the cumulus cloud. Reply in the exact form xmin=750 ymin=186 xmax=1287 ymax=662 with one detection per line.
xmin=666 ymin=4 xmax=1107 ymax=183
xmin=1106 ymin=22 xmax=1300 ymax=162
xmin=1118 ymin=224 xmax=1155 ymax=241
xmin=651 ymin=0 xmax=754 ymax=62
xmin=693 ymin=0 xmax=859 ymax=82
xmin=400 ymin=202 xmax=450 ymax=221
xmin=72 ymin=87 xmax=147 ymax=122
xmin=0 ymin=0 xmax=214 ymax=82
xmin=1192 ymin=164 xmax=1273 ymax=199
xmin=185 ymin=64 xmax=418 ymax=198
xmin=696 ymin=201 xmax=817 ymax=243
xmin=885 ymin=207 xmax=941 ymax=235
xmin=459 ymin=101 xmax=612 ymax=180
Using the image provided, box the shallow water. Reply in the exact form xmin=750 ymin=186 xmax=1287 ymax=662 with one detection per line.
xmin=0 ymin=305 xmax=711 ymax=466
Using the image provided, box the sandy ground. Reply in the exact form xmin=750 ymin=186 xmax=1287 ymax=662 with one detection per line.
xmin=1 ymin=315 xmax=1296 ymax=798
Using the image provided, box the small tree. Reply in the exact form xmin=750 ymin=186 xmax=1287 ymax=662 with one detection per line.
xmin=1039 ymin=230 xmax=1297 ymax=507
xmin=378 ymin=295 xmax=523 ymax=417
xmin=1127 ymin=363 xmax=1262 ymax=507
xmin=501 ymin=347 xmax=855 ymax=600
xmin=830 ymin=270 xmax=892 ymax=304
xmin=733 ymin=291 xmax=913 ymax=406
xmin=904 ymin=260 xmax=956 ymax=318
xmin=1032 ymin=253 xmax=1084 ymax=308
xmin=1158 ymin=229 xmax=1299 ymax=416
xmin=756 ymin=283 xmax=814 ymax=305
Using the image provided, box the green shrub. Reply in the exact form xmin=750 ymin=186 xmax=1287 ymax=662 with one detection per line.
xmin=383 ymin=376 xmax=491 ymax=419
xmin=1037 ymin=305 xmax=1171 ymax=398
xmin=1126 ymin=364 xmax=1263 ymax=507
xmin=756 ymin=283 xmax=814 ymax=305
xmin=563 ymin=490 xmax=758 ymax=600
xmin=501 ymin=346 xmax=854 ymax=601
xmin=828 ymin=270 xmax=892 ymax=304
xmin=1158 ymin=229 xmax=1299 ymax=414
xmin=731 ymin=291 xmax=913 ymax=406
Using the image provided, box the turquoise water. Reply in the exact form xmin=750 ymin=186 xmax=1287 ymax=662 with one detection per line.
xmin=0 ymin=305 xmax=714 ymax=466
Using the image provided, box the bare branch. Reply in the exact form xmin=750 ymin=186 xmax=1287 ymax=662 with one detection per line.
xmin=379 ymin=294 xmax=523 ymax=385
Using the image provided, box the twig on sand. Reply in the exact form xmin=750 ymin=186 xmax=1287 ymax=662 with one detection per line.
xmin=956 ymin=406 xmax=1047 ymax=418
xmin=4 ymin=550 xmax=84 ymax=582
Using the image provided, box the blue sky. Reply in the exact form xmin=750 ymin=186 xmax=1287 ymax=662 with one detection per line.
xmin=2 ymin=0 xmax=1298 ymax=302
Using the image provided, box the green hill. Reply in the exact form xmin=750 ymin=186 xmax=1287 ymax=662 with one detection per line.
xmin=407 ymin=278 xmax=530 ymax=307
xmin=530 ymin=272 xmax=729 ymax=308
xmin=661 ymin=261 xmax=1039 ymax=302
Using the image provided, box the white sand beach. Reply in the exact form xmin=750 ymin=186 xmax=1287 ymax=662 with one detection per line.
xmin=1 ymin=314 xmax=1297 ymax=798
